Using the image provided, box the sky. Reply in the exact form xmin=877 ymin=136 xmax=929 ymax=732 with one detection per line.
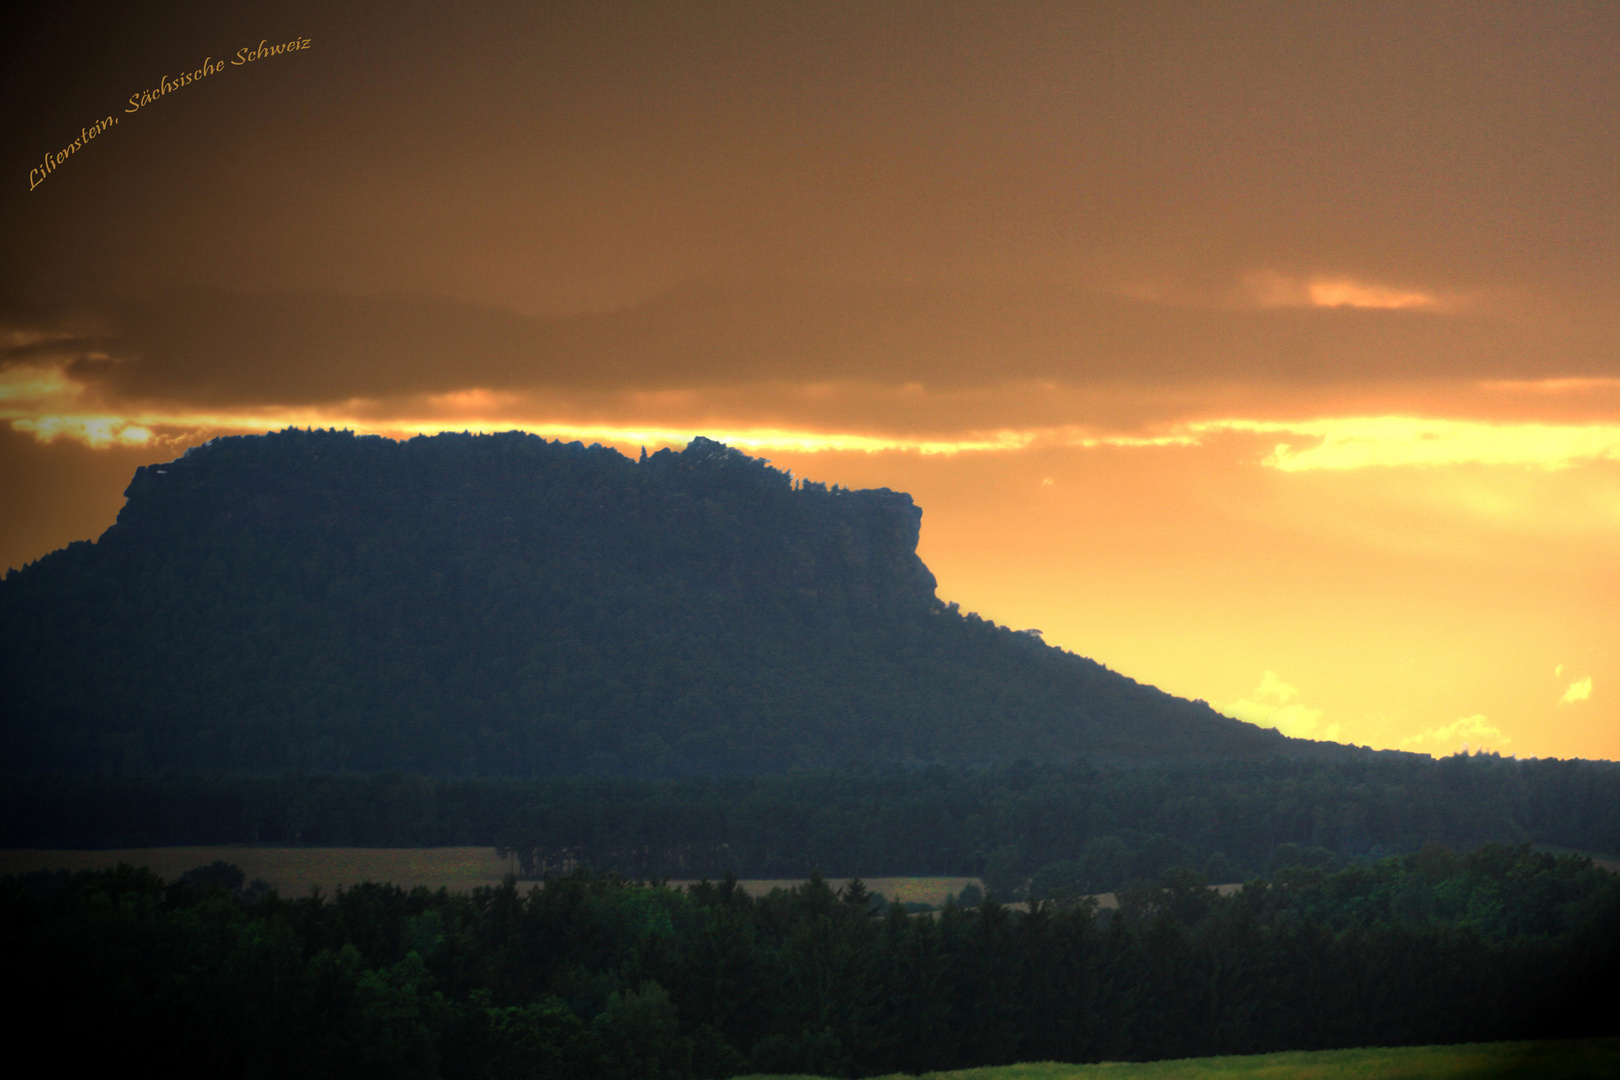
xmin=2 ymin=1 xmax=1615 ymax=760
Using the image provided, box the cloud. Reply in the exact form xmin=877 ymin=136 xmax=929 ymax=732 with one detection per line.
xmin=0 ymin=351 xmax=1207 ymax=455
xmin=6 ymin=277 xmax=1612 ymax=418
xmin=7 ymin=303 xmax=1620 ymax=474
xmin=1191 ymin=416 xmax=1620 ymax=472
xmin=1401 ymin=714 xmax=1511 ymax=755
xmin=1561 ymin=677 xmax=1593 ymax=704
xmin=12 ymin=352 xmax=1620 ymax=482
xmin=1243 ymin=270 xmax=1449 ymax=311
xmin=0 ymin=360 xmax=1202 ymax=456
xmin=1307 ymin=280 xmax=1442 ymax=311
xmin=1224 ymin=671 xmax=1339 ymax=740
xmin=1484 ymin=378 xmax=1620 ymax=397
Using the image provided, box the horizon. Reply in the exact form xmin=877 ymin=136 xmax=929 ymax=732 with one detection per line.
xmin=3 ymin=2 xmax=1614 ymax=760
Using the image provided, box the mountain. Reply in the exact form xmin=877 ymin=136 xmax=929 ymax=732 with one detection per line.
xmin=0 ymin=428 xmax=1338 ymax=775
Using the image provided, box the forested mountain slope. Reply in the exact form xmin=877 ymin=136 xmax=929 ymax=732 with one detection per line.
xmin=1 ymin=429 xmax=1339 ymax=775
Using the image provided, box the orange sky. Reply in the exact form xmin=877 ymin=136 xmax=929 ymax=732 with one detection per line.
xmin=2 ymin=2 xmax=1615 ymax=759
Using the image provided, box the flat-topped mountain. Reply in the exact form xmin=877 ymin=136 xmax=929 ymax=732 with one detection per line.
xmin=1 ymin=429 xmax=1339 ymax=775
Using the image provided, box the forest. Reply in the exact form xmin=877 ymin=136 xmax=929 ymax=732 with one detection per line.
xmin=6 ymin=755 xmax=1618 ymax=893
xmin=6 ymin=842 xmax=1616 ymax=1077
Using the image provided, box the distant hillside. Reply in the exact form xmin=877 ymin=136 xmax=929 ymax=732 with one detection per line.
xmin=1 ymin=429 xmax=1338 ymax=775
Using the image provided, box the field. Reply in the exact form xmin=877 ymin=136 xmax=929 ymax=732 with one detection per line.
xmin=0 ymin=847 xmax=1388 ymax=906
xmin=0 ymin=846 xmax=981 ymax=902
xmin=0 ymin=846 xmax=517 ymax=893
xmin=733 ymin=1039 xmax=1620 ymax=1079
xmin=6 ymin=844 xmax=1610 ymax=905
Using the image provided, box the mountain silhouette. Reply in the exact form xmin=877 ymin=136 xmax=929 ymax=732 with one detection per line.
xmin=1 ymin=429 xmax=1338 ymax=775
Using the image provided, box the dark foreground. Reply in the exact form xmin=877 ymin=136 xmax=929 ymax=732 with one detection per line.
xmin=6 ymin=842 xmax=1617 ymax=1078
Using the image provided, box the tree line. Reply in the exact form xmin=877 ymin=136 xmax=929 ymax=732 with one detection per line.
xmin=5 ymin=842 xmax=1616 ymax=1078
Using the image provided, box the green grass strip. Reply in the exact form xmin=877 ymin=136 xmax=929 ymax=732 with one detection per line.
xmin=735 ymin=1038 xmax=1620 ymax=1080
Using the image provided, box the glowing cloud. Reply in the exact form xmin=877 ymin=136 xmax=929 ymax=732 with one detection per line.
xmin=14 ymin=402 xmax=1620 ymax=477
xmin=0 ymin=362 xmax=80 ymax=402
xmin=1223 ymin=671 xmax=1338 ymax=740
xmin=1560 ymin=677 xmax=1593 ymax=704
xmin=1242 ymin=270 xmax=1445 ymax=310
xmin=11 ymin=416 xmax=154 ymax=447
xmin=1482 ymin=378 xmax=1620 ymax=396
xmin=6 ymin=357 xmax=1620 ymax=477
xmin=0 ymin=363 xmax=1051 ymax=454
xmin=0 ymin=363 xmax=1208 ymax=456
xmin=1191 ymin=417 xmax=1620 ymax=472
xmin=1306 ymin=279 xmax=1439 ymax=310
xmin=1401 ymin=714 xmax=1511 ymax=755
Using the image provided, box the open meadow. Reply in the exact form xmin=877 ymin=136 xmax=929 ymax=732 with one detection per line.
xmin=735 ymin=1039 xmax=1620 ymax=1080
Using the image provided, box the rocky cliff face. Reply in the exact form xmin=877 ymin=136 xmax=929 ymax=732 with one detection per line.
xmin=99 ymin=430 xmax=938 ymax=615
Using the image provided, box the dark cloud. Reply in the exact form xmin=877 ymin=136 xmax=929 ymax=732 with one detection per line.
xmin=4 ymin=3 xmax=1614 ymax=327
xmin=0 ymin=2 xmax=1613 ymax=435
xmin=7 ymin=283 xmax=1612 ymax=409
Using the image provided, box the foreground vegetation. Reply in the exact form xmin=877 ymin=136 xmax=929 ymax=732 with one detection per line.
xmin=6 ymin=842 xmax=1615 ymax=1078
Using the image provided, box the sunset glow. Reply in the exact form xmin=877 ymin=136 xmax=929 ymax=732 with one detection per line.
xmin=4 ymin=3 xmax=1615 ymax=763
xmin=10 ymin=359 xmax=1620 ymax=471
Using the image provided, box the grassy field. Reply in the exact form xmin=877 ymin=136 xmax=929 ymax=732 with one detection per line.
xmin=732 ymin=1039 xmax=1620 ymax=1080
xmin=0 ymin=847 xmax=982 ymax=901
